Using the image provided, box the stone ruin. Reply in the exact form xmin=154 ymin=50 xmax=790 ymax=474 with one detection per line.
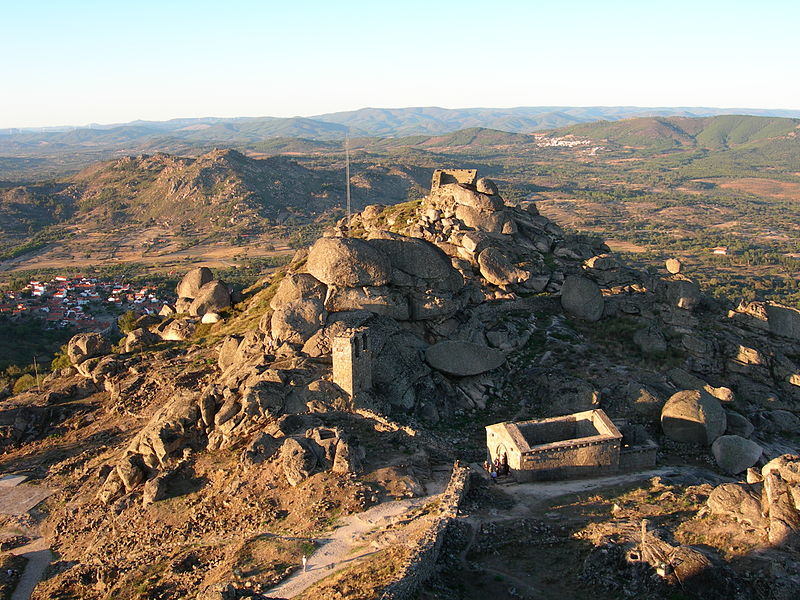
xmin=430 ymin=169 xmax=478 ymax=193
xmin=486 ymin=409 xmax=657 ymax=481
xmin=332 ymin=328 xmax=372 ymax=400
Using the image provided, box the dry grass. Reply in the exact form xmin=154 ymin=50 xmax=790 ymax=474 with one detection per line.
xmin=294 ymin=545 xmax=410 ymax=600
xmin=718 ymin=177 xmax=800 ymax=200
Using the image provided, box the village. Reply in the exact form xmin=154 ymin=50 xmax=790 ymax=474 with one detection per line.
xmin=0 ymin=275 xmax=172 ymax=331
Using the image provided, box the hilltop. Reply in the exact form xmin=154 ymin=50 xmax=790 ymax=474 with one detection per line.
xmin=0 ymin=149 xmax=427 ymax=273
xmin=1 ymin=114 xmax=798 ymax=311
xmin=0 ymin=170 xmax=798 ymax=599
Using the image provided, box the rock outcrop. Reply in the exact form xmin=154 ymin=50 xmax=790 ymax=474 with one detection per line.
xmin=708 ymin=454 xmax=800 ymax=547
xmin=67 ymin=332 xmax=111 ymax=365
xmin=661 ymin=389 xmax=726 ymax=445
xmin=176 ymin=266 xmax=213 ymax=299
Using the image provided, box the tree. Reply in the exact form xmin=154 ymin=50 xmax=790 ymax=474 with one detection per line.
xmin=118 ymin=310 xmax=137 ymax=334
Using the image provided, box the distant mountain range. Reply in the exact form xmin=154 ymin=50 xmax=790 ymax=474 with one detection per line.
xmin=4 ymin=105 xmax=800 ymax=140
xmin=1 ymin=110 xmax=799 ymax=182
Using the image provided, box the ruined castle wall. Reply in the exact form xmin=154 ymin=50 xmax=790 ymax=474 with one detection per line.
xmin=431 ymin=169 xmax=478 ymax=192
xmin=517 ymin=418 xmax=580 ymax=445
xmin=515 ymin=437 xmax=621 ymax=481
xmin=380 ymin=463 xmax=471 ymax=600
xmin=619 ymin=444 xmax=658 ymax=471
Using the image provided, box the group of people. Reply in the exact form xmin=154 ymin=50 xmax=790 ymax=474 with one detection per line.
xmin=483 ymin=454 xmax=509 ymax=482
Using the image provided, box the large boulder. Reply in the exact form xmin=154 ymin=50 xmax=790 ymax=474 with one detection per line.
xmin=661 ymin=389 xmax=726 ymax=445
xmin=189 ymin=281 xmax=231 ymax=317
xmin=724 ymin=411 xmax=754 ymax=438
xmin=535 ymin=374 xmax=601 ymax=416
xmin=306 ymin=237 xmax=391 ymax=287
xmin=765 ymin=303 xmax=800 ymax=341
xmin=176 ymin=267 xmax=213 ymax=299
xmin=217 ymin=336 xmax=242 ymax=371
xmin=633 ymin=326 xmax=667 ymax=355
xmin=366 ymin=233 xmax=455 ymax=281
xmin=454 ymin=204 xmax=514 ymax=233
xmin=477 ymin=247 xmax=529 ymax=286
xmin=560 ymin=275 xmax=604 ymax=322
xmin=124 ymin=328 xmax=159 ymax=353
xmin=711 ymin=435 xmax=763 ymax=474
xmin=475 ymin=178 xmax=499 ymax=196
xmin=625 ymin=382 xmax=665 ymax=420
xmin=279 ymin=437 xmax=318 ymax=487
xmin=372 ymin=330 xmax=431 ymax=410
xmin=761 ymin=454 xmax=800 ymax=485
xmin=425 ymin=341 xmax=505 ymax=377
xmin=67 ymin=332 xmax=111 ymax=365
xmin=707 ymin=482 xmax=766 ymax=527
xmin=160 ymin=318 xmax=196 ymax=341
xmin=324 ymin=286 xmax=409 ymax=320
xmin=666 ymin=278 xmax=701 ymax=310
xmin=753 ymin=409 xmax=800 ymax=434
xmin=448 ymin=184 xmax=504 ymax=211
xmin=271 ymin=299 xmax=325 ymax=345
xmin=269 ymin=273 xmax=327 ymax=310
xmin=665 ymin=258 xmax=682 ymax=274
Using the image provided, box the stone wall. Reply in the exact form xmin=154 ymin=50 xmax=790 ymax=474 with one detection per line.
xmin=517 ymin=436 xmax=621 ymax=481
xmin=332 ymin=328 xmax=372 ymax=398
xmin=619 ymin=444 xmax=658 ymax=471
xmin=379 ymin=463 xmax=471 ymax=600
xmin=430 ymin=169 xmax=478 ymax=192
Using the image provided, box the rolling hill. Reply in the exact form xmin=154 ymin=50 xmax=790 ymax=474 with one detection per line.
xmin=3 ymin=108 xmax=800 ymax=181
xmin=552 ymin=115 xmax=800 ymax=150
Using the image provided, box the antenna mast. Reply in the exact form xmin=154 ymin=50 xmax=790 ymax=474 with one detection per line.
xmin=345 ymin=134 xmax=351 ymax=231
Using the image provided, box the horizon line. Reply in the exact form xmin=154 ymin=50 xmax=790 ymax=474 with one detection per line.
xmin=3 ymin=104 xmax=800 ymax=132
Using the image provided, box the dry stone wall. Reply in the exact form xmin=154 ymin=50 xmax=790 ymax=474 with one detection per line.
xmin=380 ymin=463 xmax=471 ymax=600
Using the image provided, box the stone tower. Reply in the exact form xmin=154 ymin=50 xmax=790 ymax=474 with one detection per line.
xmin=332 ymin=328 xmax=372 ymax=398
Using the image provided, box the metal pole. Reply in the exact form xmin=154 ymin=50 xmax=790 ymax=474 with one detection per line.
xmin=345 ymin=134 xmax=351 ymax=231
xmin=33 ymin=355 xmax=40 ymax=392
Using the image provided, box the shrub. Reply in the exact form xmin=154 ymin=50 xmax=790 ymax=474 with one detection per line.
xmin=13 ymin=374 xmax=37 ymax=394
xmin=50 ymin=345 xmax=72 ymax=371
xmin=118 ymin=310 xmax=138 ymax=334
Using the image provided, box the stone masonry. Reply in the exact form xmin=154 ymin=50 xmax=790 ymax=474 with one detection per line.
xmin=430 ymin=169 xmax=478 ymax=192
xmin=486 ymin=409 xmax=656 ymax=481
xmin=332 ymin=328 xmax=372 ymax=399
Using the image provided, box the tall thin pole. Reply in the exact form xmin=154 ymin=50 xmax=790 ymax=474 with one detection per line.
xmin=33 ymin=355 xmax=40 ymax=392
xmin=345 ymin=135 xmax=351 ymax=231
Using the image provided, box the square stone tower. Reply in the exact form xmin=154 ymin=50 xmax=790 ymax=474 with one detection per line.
xmin=332 ymin=328 xmax=372 ymax=398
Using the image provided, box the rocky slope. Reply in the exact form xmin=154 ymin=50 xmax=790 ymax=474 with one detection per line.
xmin=0 ymin=171 xmax=799 ymax=598
xmin=0 ymin=149 xmax=426 ymax=252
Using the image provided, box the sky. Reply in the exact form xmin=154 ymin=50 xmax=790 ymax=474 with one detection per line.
xmin=2 ymin=0 xmax=799 ymax=128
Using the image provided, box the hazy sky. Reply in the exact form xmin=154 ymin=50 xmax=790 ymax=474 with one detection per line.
xmin=2 ymin=0 xmax=798 ymax=128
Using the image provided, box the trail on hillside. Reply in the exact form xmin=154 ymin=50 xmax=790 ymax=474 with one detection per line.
xmin=10 ymin=538 xmax=52 ymax=600
xmin=266 ymin=495 xmax=430 ymax=599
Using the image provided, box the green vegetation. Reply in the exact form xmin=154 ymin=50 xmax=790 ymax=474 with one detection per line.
xmin=118 ymin=310 xmax=138 ymax=334
xmin=0 ymin=316 xmax=75 ymax=372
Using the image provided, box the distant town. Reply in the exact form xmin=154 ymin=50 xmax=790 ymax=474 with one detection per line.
xmin=0 ymin=276 xmax=173 ymax=331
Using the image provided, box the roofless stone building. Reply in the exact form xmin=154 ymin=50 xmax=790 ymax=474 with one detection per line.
xmin=486 ymin=409 xmax=657 ymax=481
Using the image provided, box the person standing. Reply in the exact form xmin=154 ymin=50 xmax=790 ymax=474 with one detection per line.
xmin=302 ymin=555 xmax=308 ymax=572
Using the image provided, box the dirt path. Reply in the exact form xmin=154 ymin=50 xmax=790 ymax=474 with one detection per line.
xmin=266 ymin=495 xmax=430 ymax=599
xmin=498 ymin=466 xmax=719 ymax=512
xmin=10 ymin=537 xmax=52 ymax=600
